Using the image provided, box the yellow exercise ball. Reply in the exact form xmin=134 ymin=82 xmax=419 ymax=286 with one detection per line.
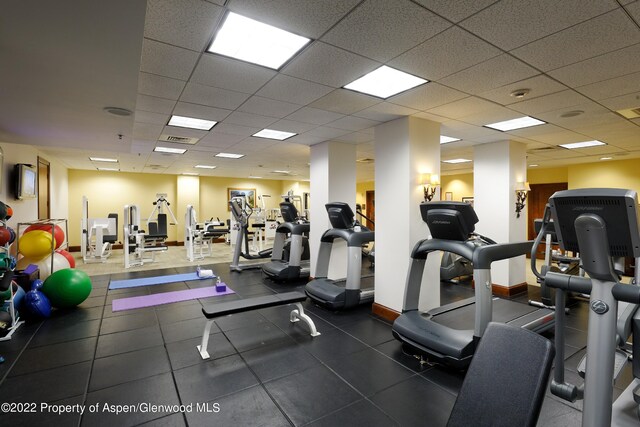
xmin=19 ymin=230 xmax=55 ymax=258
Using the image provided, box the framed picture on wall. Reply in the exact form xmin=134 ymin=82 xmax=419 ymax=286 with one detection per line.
xmin=303 ymin=192 xmax=310 ymax=210
xmin=445 ymin=192 xmax=453 ymax=201
xmin=462 ymin=197 xmax=474 ymax=207
xmin=228 ymin=188 xmax=256 ymax=209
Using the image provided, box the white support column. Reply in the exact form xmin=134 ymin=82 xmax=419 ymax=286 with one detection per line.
xmin=309 ymin=141 xmax=356 ymax=277
xmin=473 ymin=140 xmax=528 ymax=288
xmin=176 ymin=175 xmax=200 ymax=244
xmin=374 ymin=116 xmax=440 ymax=313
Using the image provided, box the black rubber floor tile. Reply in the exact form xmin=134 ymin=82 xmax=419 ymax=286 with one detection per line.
xmin=292 ymin=328 xmax=367 ymax=362
xmin=324 ymin=347 xmax=414 ymax=397
xmin=212 ymin=310 xmax=269 ymax=332
xmin=0 ymin=361 xmax=91 ymax=404
xmin=338 ymin=317 xmax=394 ymax=346
xmin=185 ymin=385 xmax=290 ymax=427
xmin=138 ymin=413 xmax=186 ymax=426
xmin=96 ymin=325 xmax=164 ymax=358
xmin=241 ymin=339 xmax=320 ymax=383
xmin=100 ymin=311 xmax=159 ymax=335
xmin=264 ymin=364 xmax=360 ymax=426
xmin=370 ymin=375 xmax=456 ymax=427
xmin=166 ymin=334 xmax=236 ymax=371
xmin=49 ymin=306 xmax=104 ymax=322
xmin=373 ymin=340 xmax=432 ymax=373
xmin=306 ymin=399 xmax=399 ymax=427
xmin=174 ymin=354 xmax=258 ymax=403
xmin=156 ymin=303 xmax=203 ymax=325
xmin=421 ymin=365 xmax=466 ymax=396
xmin=160 ymin=316 xmax=220 ymax=344
xmin=146 ymin=281 xmax=190 ymax=295
xmin=0 ymin=394 xmax=84 ymax=427
xmin=10 ymin=337 xmax=97 ymax=376
xmin=83 ymin=372 xmax=180 ymax=427
xmin=29 ymin=318 xmax=101 ymax=347
xmin=90 ymin=346 xmax=171 ymax=391
xmin=537 ymin=396 xmax=582 ymax=427
xmin=79 ymin=295 xmax=106 ymax=309
xmin=224 ymin=322 xmax=291 ymax=353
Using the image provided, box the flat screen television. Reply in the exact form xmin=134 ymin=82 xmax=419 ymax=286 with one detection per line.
xmin=14 ymin=163 xmax=37 ymax=200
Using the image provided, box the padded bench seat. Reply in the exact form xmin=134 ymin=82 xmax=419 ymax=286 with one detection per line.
xmin=197 ymin=291 xmax=320 ymax=359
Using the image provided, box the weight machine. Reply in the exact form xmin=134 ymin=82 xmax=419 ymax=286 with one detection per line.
xmin=184 ymin=205 xmax=227 ymax=262
xmin=80 ymin=195 xmax=118 ymax=263
xmin=147 ymin=193 xmax=178 ymax=236
xmin=123 ymin=204 xmax=168 ymax=268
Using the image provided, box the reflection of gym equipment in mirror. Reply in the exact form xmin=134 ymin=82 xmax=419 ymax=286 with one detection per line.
xmin=123 ymin=204 xmax=168 ymax=268
xmin=229 ymin=196 xmax=272 ymax=272
xmin=81 ymin=195 xmax=118 ymax=263
xmin=184 ymin=205 xmax=228 ymax=262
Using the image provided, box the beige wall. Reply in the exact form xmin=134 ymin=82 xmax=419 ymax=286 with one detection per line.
xmin=527 ymin=167 xmax=568 ymax=184
xmin=569 ymin=159 xmax=640 ymax=192
xmin=441 ymin=173 xmax=473 ymax=201
xmin=356 ymin=181 xmax=374 ymax=213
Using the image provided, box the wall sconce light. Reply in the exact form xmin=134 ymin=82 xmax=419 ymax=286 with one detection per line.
xmin=423 ymin=174 xmax=440 ymax=202
xmin=515 ymin=181 xmax=531 ymax=218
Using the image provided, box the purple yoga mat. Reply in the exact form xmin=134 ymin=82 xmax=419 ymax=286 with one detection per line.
xmin=111 ymin=284 xmax=234 ymax=311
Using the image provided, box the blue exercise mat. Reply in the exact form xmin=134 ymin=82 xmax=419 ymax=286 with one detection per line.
xmin=109 ymin=272 xmax=216 ymax=290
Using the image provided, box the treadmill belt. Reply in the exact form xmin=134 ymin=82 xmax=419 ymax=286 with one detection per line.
xmin=432 ymin=298 xmax=539 ymax=330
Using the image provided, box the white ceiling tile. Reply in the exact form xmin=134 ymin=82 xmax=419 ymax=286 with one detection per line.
xmin=133 ymin=122 xmax=164 ymax=140
xmin=161 ymin=126 xmax=207 ymax=139
xmin=224 ymin=111 xmax=278 ymax=128
xmin=199 ymin=131 xmax=246 ymax=146
xmin=255 ymin=74 xmax=333 ymax=105
xmin=389 ymin=82 xmax=467 ymax=111
xmin=512 ymin=9 xmax=640 ymax=71
xmin=191 ymin=54 xmax=277 ymax=94
xmin=285 ymin=133 xmax=329 ymax=146
xmin=173 ymin=102 xmax=232 ymax=121
xmin=238 ymin=96 xmax=302 ymax=118
xmin=478 ymin=75 xmax=567 ymax=106
xmin=327 ymin=116 xmax=380 ymax=132
xmin=134 ymin=110 xmax=169 ymax=125
xmin=227 ymin=0 xmax=361 ymax=38
xmin=576 ymin=72 xmax=640 ymax=101
xmin=145 ymin=0 xmax=223 ymax=51
xmin=138 ymin=72 xmax=186 ymax=100
xmin=281 ymin=42 xmax=379 ymax=88
xmin=306 ymin=126 xmax=352 ymax=139
xmin=321 ymin=0 xmax=451 ymax=62
xmin=411 ymin=111 xmax=449 ymax=123
xmin=180 ymin=83 xmax=251 ymax=110
xmin=352 ymin=102 xmax=419 ymax=122
xmin=209 ymin=122 xmax=261 ymax=137
xmin=309 ymin=89 xmax=380 ymax=115
xmin=522 ymin=129 xmax=589 ymax=145
xmin=389 ymin=26 xmax=501 ymax=81
xmin=413 ymin=0 xmax=497 ymax=23
xmin=427 ymin=97 xmax=503 ymax=120
xmin=537 ymin=103 xmax=622 ymax=129
xmin=548 ymin=43 xmax=640 ymax=87
xmin=438 ymin=54 xmax=538 ymax=95
xmin=336 ymin=131 xmax=374 ymax=144
xmin=508 ymin=90 xmax=591 ymax=115
xmin=231 ymin=138 xmax=280 ymax=152
xmin=136 ymin=94 xmax=176 ymax=114
xmin=627 ymin=1 xmax=640 ymax=18
xmin=599 ymin=91 xmax=640 ymax=111
xmin=140 ymin=39 xmax=200 ymax=80
xmin=285 ymin=107 xmax=345 ymax=125
xmin=269 ymin=119 xmax=318 ymax=134
xmin=460 ymin=106 xmax=527 ymax=127
xmin=460 ymin=0 xmax=617 ymax=50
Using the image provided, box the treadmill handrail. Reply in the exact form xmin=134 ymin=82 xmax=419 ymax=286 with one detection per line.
xmin=473 ymin=241 xmax=533 ymax=269
xmin=275 ymin=222 xmax=310 ymax=235
xmin=320 ymin=228 xmax=374 ymax=247
xmin=411 ymin=238 xmax=476 ymax=261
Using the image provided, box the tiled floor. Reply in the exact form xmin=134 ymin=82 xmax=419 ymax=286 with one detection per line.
xmin=0 ymin=249 xmax=632 ymax=426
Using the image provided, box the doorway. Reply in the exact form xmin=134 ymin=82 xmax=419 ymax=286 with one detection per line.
xmin=365 ymin=190 xmax=375 ymax=230
xmin=37 ymin=157 xmax=50 ymax=219
xmin=527 ymin=182 xmax=567 ymax=258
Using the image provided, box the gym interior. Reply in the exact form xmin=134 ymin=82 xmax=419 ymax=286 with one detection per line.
xmin=1 ymin=1 xmax=640 ymax=426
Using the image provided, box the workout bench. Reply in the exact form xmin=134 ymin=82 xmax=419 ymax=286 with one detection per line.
xmin=197 ymin=291 xmax=320 ymax=359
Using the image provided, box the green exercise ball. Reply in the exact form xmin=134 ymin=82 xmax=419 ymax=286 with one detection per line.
xmin=42 ymin=268 xmax=92 ymax=308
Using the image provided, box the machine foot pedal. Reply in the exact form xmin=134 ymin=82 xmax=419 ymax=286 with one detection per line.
xmin=577 ymin=350 xmax=628 ymax=379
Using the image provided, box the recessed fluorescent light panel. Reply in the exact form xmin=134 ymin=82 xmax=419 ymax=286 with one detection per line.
xmin=529 ymin=164 xmax=539 ymax=167
xmin=273 ymin=170 xmax=290 ymax=174
xmin=484 ymin=116 xmax=546 ymax=131
xmin=559 ymin=140 xmax=606 ymax=149
xmin=249 ymin=175 xmax=262 ymax=179
xmin=154 ymin=146 xmax=187 ymax=154
xmin=89 ymin=157 xmax=118 ymax=163
xmin=600 ymin=157 xmax=612 ymax=160
xmin=253 ymin=129 xmax=297 ymax=140
xmin=182 ymin=172 xmax=199 ymax=176
xmin=194 ymin=165 xmax=217 ymax=169
xmin=344 ymin=65 xmax=428 ymax=99
xmin=440 ymin=136 xmax=461 ymax=144
xmin=442 ymin=158 xmax=472 ymax=164
xmin=168 ymin=115 xmax=217 ymax=131
xmin=215 ymin=152 xmax=245 ymax=159
xmin=97 ymin=167 xmax=119 ymax=171
xmin=208 ymin=12 xmax=311 ymax=70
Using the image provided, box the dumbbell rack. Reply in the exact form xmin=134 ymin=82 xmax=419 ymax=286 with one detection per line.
xmin=0 ymin=219 xmax=23 ymax=342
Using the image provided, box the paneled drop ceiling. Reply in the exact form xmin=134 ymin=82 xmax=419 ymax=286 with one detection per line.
xmin=1 ymin=0 xmax=639 ymax=182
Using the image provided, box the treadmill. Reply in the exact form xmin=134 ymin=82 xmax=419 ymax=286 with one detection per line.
xmin=392 ymin=201 xmax=554 ymax=369
xmin=305 ymin=202 xmax=375 ymax=310
xmin=262 ymin=202 xmax=311 ymax=281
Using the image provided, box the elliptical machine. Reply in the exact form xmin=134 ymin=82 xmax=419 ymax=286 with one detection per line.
xmin=229 ymin=197 xmax=272 ymax=272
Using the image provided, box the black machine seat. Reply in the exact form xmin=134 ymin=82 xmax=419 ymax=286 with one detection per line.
xmin=202 ymin=291 xmax=307 ymax=319
xmin=447 ymin=322 xmax=554 ymax=427
xmin=103 ymin=213 xmax=118 ymax=244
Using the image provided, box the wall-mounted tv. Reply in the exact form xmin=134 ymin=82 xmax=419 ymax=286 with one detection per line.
xmin=14 ymin=163 xmax=37 ymax=200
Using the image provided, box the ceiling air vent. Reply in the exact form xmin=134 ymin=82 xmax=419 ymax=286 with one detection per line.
xmin=615 ymin=107 xmax=640 ymax=119
xmin=356 ymin=158 xmax=374 ymax=163
xmin=529 ymin=146 xmax=560 ymax=153
xmin=158 ymin=134 xmax=199 ymax=145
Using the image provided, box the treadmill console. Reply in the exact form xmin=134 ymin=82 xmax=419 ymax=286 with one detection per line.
xmin=325 ymin=202 xmax=355 ymax=230
xmin=420 ymin=201 xmax=478 ymax=241
xmin=280 ymin=202 xmax=299 ymax=222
